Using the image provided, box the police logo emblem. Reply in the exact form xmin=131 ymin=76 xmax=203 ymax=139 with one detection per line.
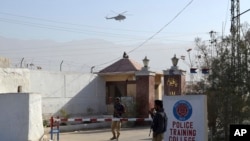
xmin=173 ymin=100 xmax=192 ymax=121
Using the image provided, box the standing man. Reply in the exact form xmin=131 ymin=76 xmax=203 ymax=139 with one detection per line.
xmin=149 ymin=100 xmax=168 ymax=141
xmin=110 ymin=97 xmax=125 ymax=140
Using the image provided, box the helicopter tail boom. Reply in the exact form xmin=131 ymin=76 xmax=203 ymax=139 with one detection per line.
xmin=105 ymin=16 xmax=115 ymax=20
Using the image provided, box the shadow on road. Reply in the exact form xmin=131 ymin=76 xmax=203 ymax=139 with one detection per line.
xmin=140 ymin=138 xmax=152 ymax=140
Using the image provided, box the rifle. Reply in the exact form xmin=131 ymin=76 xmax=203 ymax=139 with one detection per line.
xmin=149 ymin=127 xmax=152 ymax=136
xmin=148 ymin=108 xmax=155 ymax=137
xmin=148 ymin=108 xmax=156 ymax=137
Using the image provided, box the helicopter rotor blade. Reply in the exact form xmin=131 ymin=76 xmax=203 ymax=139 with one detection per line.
xmin=121 ymin=11 xmax=127 ymax=14
xmin=111 ymin=10 xmax=118 ymax=14
xmin=110 ymin=10 xmax=127 ymax=15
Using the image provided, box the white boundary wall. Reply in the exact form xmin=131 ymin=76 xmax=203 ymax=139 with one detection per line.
xmin=0 ymin=93 xmax=43 ymax=141
xmin=0 ymin=68 xmax=106 ymax=117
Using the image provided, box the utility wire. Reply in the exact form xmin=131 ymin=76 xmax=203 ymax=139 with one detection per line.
xmin=128 ymin=0 xmax=194 ymax=54
xmin=222 ymin=0 xmax=230 ymax=37
xmin=1 ymin=1 xmax=194 ymax=71
xmin=0 ymin=11 xmax=177 ymax=34
xmin=0 ymin=17 xmax=139 ymax=38
xmin=94 ymin=0 xmax=194 ymax=68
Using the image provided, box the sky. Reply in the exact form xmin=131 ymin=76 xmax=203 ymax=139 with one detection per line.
xmin=0 ymin=0 xmax=250 ymax=76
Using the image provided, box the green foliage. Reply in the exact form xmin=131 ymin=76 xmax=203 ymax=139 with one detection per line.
xmin=86 ymin=107 xmax=94 ymax=115
xmin=121 ymin=99 xmax=137 ymax=127
xmin=59 ymin=109 xmax=69 ymax=126
xmin=60 ymin=109 xmax=69 ymax=118
xmin=123 ymin=102 xmax=137 ymax=118
xmin=43 ymin=119 xmax=49 ymax=127
xmin=194 ymin=26 xmax=250 ymax=141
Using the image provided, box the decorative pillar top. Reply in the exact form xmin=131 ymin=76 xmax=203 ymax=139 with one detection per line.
xmin=136 ymin=56 xmax=155 ymax=76
xmin=171 ymin=54 xmax=179 ymax=67
xmin=164 ymin=54 xmax=186 ymax=75
xmin=143 ymin=56 xmax=149 ymax=68
xmin=163 ymin=69 xmax=186 ymax=75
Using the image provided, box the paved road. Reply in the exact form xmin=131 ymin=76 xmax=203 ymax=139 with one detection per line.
xmin=57 ymin=127 xmax=152 ymax=141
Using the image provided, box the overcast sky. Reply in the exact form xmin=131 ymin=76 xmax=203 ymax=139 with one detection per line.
xmin=0 ymin=0 xmax=249 ymax=76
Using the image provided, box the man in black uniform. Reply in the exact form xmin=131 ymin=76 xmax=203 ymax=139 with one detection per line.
xmin=110 ymin=97 xmax=125 ymax=140
xmin=149 ymin=100 xmax=168 ymax=141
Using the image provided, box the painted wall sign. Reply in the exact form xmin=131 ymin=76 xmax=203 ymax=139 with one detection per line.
xmin=163 ymin=95 xmax=208 ymax=141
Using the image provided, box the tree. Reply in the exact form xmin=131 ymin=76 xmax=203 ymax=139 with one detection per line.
xmin=194 ymin=25 xmax=250 ymax=141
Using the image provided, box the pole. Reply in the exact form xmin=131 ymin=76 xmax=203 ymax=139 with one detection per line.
xmin=50 ymin=117 xmax=54 ymax=140
xmin=149 ymin=128 xmax=152 ymax=136
xmin=20 ymin=58 xmax=24 ymax=68
xmin=60 ymin=60 xmax=63 ymax=71
xmin=57 ymin=116 xmax=60 ymax=141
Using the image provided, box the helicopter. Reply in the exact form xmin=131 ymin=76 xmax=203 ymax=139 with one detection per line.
xmin=105 ymin=11 xmax=127 ymax=21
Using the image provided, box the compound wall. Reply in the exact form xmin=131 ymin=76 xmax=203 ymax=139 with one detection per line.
xmin=29 ymin=70 xmax=106 ymax=117
xmin=0 ymin=68 xmax=106 ymax=118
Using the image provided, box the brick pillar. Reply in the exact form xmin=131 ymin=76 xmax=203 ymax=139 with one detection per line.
xmin=163 ymin=67 xmax=186 ymax=96
xmin=135 ymin=71 xmax=155 ymax=118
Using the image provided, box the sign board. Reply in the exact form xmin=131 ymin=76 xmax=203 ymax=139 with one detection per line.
xmin=163 ymin=95 xmax=208 ymax=141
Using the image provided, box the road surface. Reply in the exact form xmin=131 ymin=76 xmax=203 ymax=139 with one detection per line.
xmin=57 ymin=127 xmax=152 ymax=141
